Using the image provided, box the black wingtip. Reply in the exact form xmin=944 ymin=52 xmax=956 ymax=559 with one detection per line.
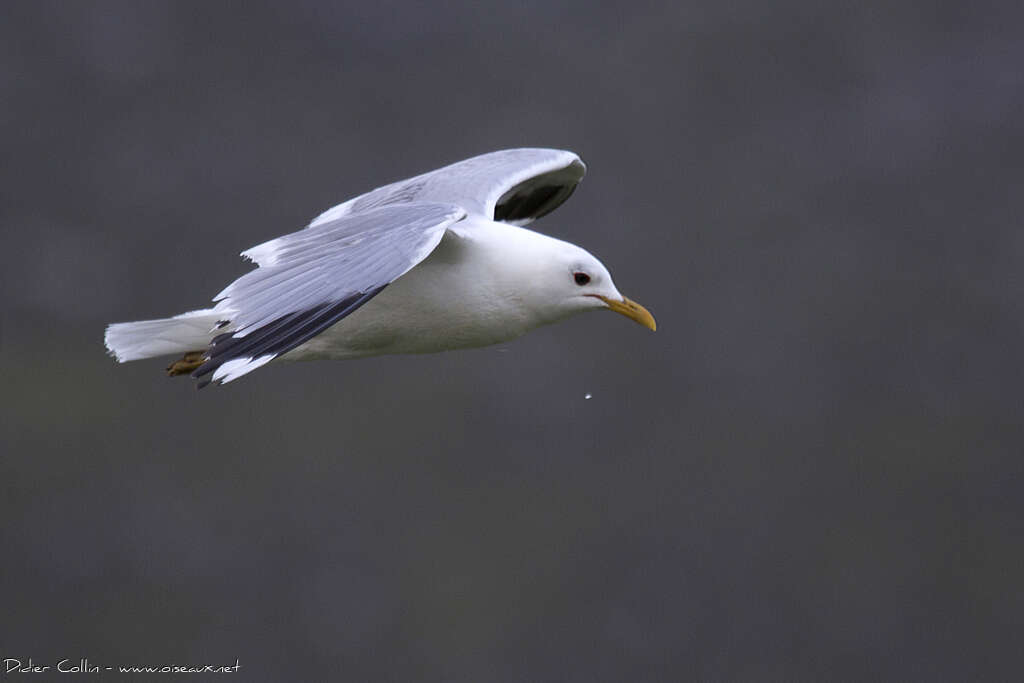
xmin=189 ymin=285 xmax=388 ymax=386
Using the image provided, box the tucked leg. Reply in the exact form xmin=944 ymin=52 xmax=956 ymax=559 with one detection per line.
xmin=166 ymin=351 xmax=206 ymax=377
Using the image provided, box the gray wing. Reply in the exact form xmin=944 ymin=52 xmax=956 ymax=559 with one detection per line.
xmin=308 ymin=148 xmax=585 ymax=230
xmin=193 ymin=202 xmax=466 ymax=386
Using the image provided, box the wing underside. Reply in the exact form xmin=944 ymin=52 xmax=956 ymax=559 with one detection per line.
xmin=308 ymin=148 xmax=586 ymax=229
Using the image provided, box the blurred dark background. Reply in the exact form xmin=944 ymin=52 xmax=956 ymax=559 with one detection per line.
xmin=3 ymin=0 xmax=1023 ymax=680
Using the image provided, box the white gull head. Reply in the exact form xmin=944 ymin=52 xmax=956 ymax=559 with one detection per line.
xmin=476 ymin=221 xmax=651 ymax=330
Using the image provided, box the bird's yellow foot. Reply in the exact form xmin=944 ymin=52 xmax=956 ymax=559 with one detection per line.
xmin=166 ymin=351 xmax=206 ymax=377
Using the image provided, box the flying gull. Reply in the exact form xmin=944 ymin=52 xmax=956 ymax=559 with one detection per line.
xmin=104 ymin=148 xmax=656 ymax=388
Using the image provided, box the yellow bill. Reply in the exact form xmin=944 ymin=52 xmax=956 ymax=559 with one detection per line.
xmin=597 ymin=295 xmax=657 ymax=331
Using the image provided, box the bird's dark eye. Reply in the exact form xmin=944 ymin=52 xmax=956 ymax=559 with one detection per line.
xmin=573 ymin=272 xmax=591 ymax=286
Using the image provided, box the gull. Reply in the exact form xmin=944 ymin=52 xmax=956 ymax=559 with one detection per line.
xmin=104 ymin=148 xmax=656 ymax=388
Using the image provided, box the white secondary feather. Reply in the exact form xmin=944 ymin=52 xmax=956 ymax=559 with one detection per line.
xmin=211 ymin=354 xmax=274 ymax=384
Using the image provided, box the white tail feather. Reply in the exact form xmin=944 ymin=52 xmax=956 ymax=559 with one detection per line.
xmin=104 ymin=309 xmax=223 ymax=362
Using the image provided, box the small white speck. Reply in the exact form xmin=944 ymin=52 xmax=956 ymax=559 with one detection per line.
xmin=584 ymin=393 xmax=592 ymax=400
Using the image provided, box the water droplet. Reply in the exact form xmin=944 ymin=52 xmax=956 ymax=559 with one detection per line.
xmin=584 ymin=393 xmax=592 ymax=400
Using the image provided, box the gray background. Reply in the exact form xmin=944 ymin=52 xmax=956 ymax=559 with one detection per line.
xmin=3 ymin=1 xmax=1023 ymax=680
